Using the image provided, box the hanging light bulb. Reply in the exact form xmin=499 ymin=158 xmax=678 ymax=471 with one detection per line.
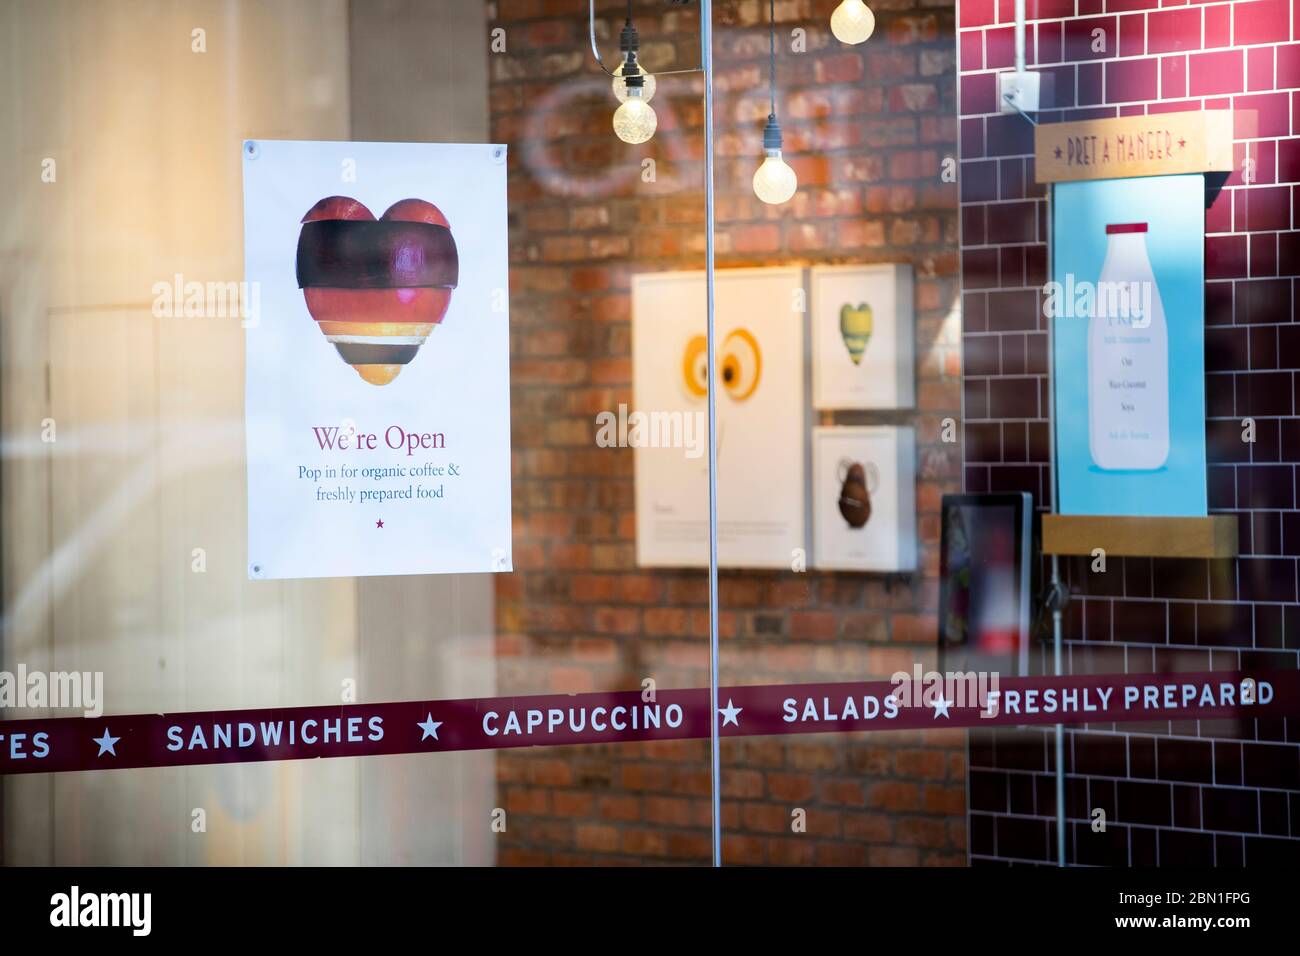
xmin=830 ymin=0 xmax=876 ymax=44
xmin=753 ymin=116 xmax=797 ymax=204
xmin=613 ymin=62 xmax=657 ymax=103
xmin=754 ymin=152 xmax=797 ymax=205
xmin=613 ymin=78 xmax=657 ymax=144
xmin=753 ymin=1 xmax=796 ymax=204
xmin=610 ymin=4 xmax=657 ymax=144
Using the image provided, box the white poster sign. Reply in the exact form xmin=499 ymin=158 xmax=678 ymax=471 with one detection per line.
xmin=632 ymin=268 xmax=807 ymax=569
xmin=242 ymin=140 xmax=512 ymax=579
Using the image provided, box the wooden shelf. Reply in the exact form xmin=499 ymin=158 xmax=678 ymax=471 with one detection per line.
xmin=1042 ymin=514 xmax=1237 ymax=559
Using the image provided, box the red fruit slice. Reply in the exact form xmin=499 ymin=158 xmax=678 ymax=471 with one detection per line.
xmin=382 ymin=198 xmax=450 ymax=228
xmin=302 ymin=196 xmax=375 ymax=222
xmin=303 ymin=288 xmax=453 ymax=325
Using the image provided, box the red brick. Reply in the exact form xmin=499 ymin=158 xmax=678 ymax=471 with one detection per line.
xmin=869 ymin=846 xmax=921 ymax=866
xmin=1037 ymin=20 xmax=1064 ymax=65
xmin=552 ymin=790 xmax=594 ymax=818
xmin=961 ymin=72 xmax=997 ymax=116
xmin=960 ymin=29 xmax=984 ymax=71
xmin=842 ymin=812 xmax=894 ymax=842
xmin=891 ymin=83 xmax=940 ymax=113
xmin=837 ymin=219 xmax=887 ymax=248
xmin=1246 ymin=186 xmax=1292 ymax=231
xmin=1205 ymin=3 xmax=1232 ymax=48
xmin=961 ymin=0 xmax=997 ymax=28
xmin=896 ymin=748 xmax=950 ymax=780
xmin=1279 ymin=44 xmax=1300 ymax=88
xmin=924 ymin=785 xmax=968 ymax=815
xmin=815 ymin=53 xmax=864 ymax=85
xmin=1119 ymin=13 xmax=1146 ymax=57
xmin=897 ymin=816 xmax=950 ymax=848
xmin=1107 ymin=57 xmax=1159 ymax=102
xmin=1235 ymin=93 xmax=1291 ymax=139
xmin=1248 ymin=46 xmax=1275 ymax=92
xmin=868 ymin=781 xmax=922 ymax=812
xmin=505 ymin=787 xmax=551 ymax=815
xmin=1036 ymin=0 xmax=1076 ymax=19
xmin=1147 ymin=7 xmax=1202 ymax=55
xmin=1079 ymin=62 xmax=1105 ymax=104
xmin=1064 ymin=17 xmax=1118 ymax=61
xmin=1280 ymin=139 xmax=1300 ymax=182
xmin=790 ymin=610 xmax=839 ymax=640
xmin=1234 ymin=0 xmax=1291 ymax=46
xmin=1189 ymin=49 xmax=1244 ymax=96
xmin=1161 ymin=55 xmax=1189 ymax=98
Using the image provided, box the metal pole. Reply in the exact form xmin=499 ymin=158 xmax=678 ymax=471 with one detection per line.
xmin=1044 ymin=182 xmax=1065 ymax=868
xmin=700 ymin=0 xmax=722 ymax=869
xmin=1013 ymin=0 xmax=1026 ymax=73
xmin=1052 ymin=554 xmax=1065 ymax=867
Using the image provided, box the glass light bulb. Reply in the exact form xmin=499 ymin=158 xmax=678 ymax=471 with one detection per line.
xmin=830 ymin=0 xmax=875 ymax=44
xmin=613 ymin=63 xmax=657 ymax=103
xmin=613 ymin=88 xmax=657 ymax=144
xmin=753 ymin=150 xmax=797 ymax=205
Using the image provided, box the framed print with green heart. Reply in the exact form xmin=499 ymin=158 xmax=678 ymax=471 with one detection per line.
xmin=810 ymin=264 xmax=914 ymax=410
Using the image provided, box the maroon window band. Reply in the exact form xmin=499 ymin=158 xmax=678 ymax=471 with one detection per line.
xmin=295 ymin=220 xmax=459 ymax=289
xmin=0 ymin=670 xmax=1294 ymax=776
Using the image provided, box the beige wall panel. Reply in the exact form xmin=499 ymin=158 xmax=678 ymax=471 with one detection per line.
xmin=1 ymin=0 xmax=358 ymax=865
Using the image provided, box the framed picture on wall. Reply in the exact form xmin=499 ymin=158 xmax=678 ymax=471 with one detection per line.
xmin=632 ymin=267 xmax=808 ymax=569
xmin=810 ymin=263 xmax=914 ymax=410
xmin=1051 ymin=175 xmax=1207 ymax=517
xmin=810 ymin=426 xmax=916 ymax=572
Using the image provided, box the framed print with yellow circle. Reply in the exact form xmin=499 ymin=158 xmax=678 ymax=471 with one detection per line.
xmin=631 ymin=267 xmax=808 ymax=568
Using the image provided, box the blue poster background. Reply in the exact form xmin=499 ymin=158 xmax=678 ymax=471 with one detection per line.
xmin=1052 ymin=174 xmax=1207 ymax=517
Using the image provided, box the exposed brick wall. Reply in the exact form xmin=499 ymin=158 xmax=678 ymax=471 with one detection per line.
xmin=488 ymin=0 xmax=963 ymax=864
xmin=959 ymin=0 xmax=1300 ymax=864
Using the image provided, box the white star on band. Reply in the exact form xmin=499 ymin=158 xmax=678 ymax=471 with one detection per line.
xmin=93 ymin=728 xmax=120 ymax=757
xmin=719 ymin=699 xmax=743 ymax=727
xmin=418 ymin=713 xmax=443 ymax=741
xmin=931 ymin=696 xmax=952 ymax=719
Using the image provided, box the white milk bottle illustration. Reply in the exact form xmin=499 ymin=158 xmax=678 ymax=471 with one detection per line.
xmin=1088 ymin=222 xmax=1169 ymax=470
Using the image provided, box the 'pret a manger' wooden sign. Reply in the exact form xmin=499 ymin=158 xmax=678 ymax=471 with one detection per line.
xmin=1035 ymin=110 xmax=1233 ymax=183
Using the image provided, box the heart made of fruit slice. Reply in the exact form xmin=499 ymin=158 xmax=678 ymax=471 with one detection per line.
xmin=297 ymin=196 xmax=457 ymax=385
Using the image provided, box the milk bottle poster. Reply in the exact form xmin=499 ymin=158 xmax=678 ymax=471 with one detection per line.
xmin=242 ymin=140 xmax=513 ymax=579
xmin=1050 ymin=173 xmax=1206 ymax=517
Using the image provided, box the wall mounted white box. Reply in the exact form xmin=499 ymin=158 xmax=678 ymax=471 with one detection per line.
xmin=811 ymin=426 xmax=917 ymax=572
xmin=810 ymin=264 xmax=915 ymax=410
xmin=998 ymin=70 xmax=1041 ymax=114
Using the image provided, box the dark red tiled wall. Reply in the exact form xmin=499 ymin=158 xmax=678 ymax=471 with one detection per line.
xmin=960 ymin=0 xmax=1300 ymax=865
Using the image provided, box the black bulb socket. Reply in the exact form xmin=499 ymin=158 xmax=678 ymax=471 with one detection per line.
xmin=762 ymin=114 xmax=784 ymax=151
xmin=619 ymin=21 xmax=640 ymax=53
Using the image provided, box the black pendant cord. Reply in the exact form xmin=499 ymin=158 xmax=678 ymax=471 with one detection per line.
xmin=620 ymin=0 xmax=643 ymax=87
xmin=768 ymin=0 xmax=776 ymax=118
xmin=761 ymin=0 xmax=781 ymax=150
